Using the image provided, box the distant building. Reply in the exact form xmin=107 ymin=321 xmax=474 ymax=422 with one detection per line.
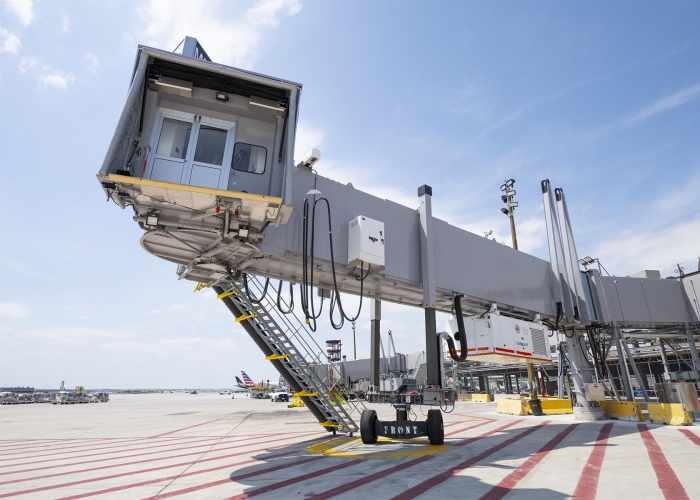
xmin=1 ymin=387 xmax=34 ymax=393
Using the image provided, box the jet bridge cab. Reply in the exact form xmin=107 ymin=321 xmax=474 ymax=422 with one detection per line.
xmin=97 ymin=39 xmax=301 ymax=282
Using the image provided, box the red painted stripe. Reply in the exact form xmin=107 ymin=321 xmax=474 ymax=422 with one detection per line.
xmin=0 ymin=435 xmax=262 ymax=478
xmin=455 ymin=421 xmax=520 ymax=447
xmin=679 ymin=429 xmax=700 ymax=447
xmin=638 ymin=424 xmax=689 ymax=500
xmin=0 ymin=431 xmax=318 ymax=487
xmin=310 ymin=456 xmax=433 ymax=499
xmin=0 ymin=435 xmax=192 ymax=459
xmin=515 ymin=351 xmax=531 ymax=356
xmin=145 ymin=456 xmax=324 ymax=499
xmin=226 ymin=460 xmax=363 ymax=500
xmin=63 ymin=444 xmax=326 ymax=500
xmin=477 ymin=347 xmax=489 ymax=351
xmin=24 ymin=440 xmax=322 ymax=499
xmin=0 ymin=434 xmax=242 ymax=469
xmin=392 ymin=421 xmax=551 ymax=499
xmin=151 ymin=419 xmax=221 ymax=437
xmin=445 ymin=419 xmax=496 ymax=437
xmin=480 ymin=423 xmax=579 ymax=500
xmin=468 ymin=348 xmax=476 ymax=351
xmin=495 ymin=347 xmax=515 ymax=353
xmin=571 ymin=423 xmax=613 ymax=500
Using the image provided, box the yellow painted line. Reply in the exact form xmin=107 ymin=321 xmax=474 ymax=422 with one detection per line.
xmin=108 ymin=174 xmax=283 ymax=204
xmin=648 ymin=403 xmax=692 ymax=425
xmin=306 ymin=437 xmax=451 ymax=460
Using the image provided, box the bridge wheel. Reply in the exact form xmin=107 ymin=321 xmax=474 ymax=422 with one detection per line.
xmin=360 ymin=409 xmax=378 ymax=444
xmin=427 ymin=409 xmax=444 ymax=445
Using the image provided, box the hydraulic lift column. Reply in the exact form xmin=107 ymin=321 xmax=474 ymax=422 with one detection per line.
xmin=419 ymin=185 xmax=440 ymax=387
xmin=370 ymin=299 xmax=381 ymax=388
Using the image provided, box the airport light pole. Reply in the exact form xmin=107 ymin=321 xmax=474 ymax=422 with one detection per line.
xmin=500 ymin=179 xmax=518 ymax=250
xmin=500 ymin=180 xmax=537 ymax=401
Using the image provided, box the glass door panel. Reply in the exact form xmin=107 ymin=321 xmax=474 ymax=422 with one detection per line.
xmin=189 ymin=125 xmax=228 ymax=189
xmin=150 ymin=117 xmax=193 ymax=183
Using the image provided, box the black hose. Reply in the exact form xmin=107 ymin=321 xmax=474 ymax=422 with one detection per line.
xmin=243 ymin=274 xmax=270 ymax=304
xmin=445 ymin=294 xmax=468 ymax=362
xmin=329 ymin=291 xmax=345 ymax=330
xmin=300 ymin=199 xmax=324 ymax=331
xmin=276 ymin=280 xmax=294 ymax=314
xmin=301 ymin=197 xmax=367 ymax=327
xmin=214 ymin=285 xmax=333 ymax=431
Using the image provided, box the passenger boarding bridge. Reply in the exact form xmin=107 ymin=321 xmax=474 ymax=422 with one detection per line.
xmin=97 ymin=38 xmax=700 ymax=431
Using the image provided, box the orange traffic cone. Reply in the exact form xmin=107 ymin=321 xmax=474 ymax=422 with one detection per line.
xmin=231 ymin=394 xmax=235 ymax=399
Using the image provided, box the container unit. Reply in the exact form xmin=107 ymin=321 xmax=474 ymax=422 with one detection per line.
xmin=445 ymin=314 xmax=552 ymax=365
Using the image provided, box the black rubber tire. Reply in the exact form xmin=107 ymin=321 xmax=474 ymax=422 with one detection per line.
xmin=360 ymin=409 xmax=378 ymax=444
xmin=427 ymin=409 xmax=444 ymax=445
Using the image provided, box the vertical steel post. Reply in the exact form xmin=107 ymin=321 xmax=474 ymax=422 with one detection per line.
xmin=419 ymin=185 xmax=440 ymax=387
xmin=527 ymin=363 xmax=539 ymax=399
xmin=659 ymin=338 xmax=671 ymax=374
xmin=614 ymin=326 xmax=634 ymax=401
xmin=370 ymin=299 xmax=381 ymax=388
xmin=620 ymin=337 xmax=650 ymax=402
xmin=685 ymin=324 xmax=700 ymax=372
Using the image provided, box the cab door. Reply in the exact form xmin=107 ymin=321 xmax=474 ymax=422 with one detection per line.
xmin=187 ymin=116 xmax=236 ymax=190
xmin=226 ymin=117 xmax=276 ymax=195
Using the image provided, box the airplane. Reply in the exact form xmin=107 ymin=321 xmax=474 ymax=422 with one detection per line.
xmin=235 ymin=371 xmax=282 ymax=392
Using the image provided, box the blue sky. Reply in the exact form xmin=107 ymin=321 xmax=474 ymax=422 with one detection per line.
xmin=1 ymin=0 xmax=699 ymax=388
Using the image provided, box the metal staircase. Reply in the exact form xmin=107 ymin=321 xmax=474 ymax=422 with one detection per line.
xmin=212 ymin=275 xmax=363 ymax=434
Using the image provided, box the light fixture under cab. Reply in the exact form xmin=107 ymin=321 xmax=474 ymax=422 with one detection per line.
xmin=146 ymin=209 xmax=160 ymax=227
xmin=215 ymin=92 xmax=229 ymax=102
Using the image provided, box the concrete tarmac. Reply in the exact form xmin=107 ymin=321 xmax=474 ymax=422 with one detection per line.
xmin=1 ymin=392 xmax=699 ymax=499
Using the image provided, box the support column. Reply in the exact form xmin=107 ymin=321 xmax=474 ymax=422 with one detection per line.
xmin=370 ymin=299 xmax=381 ymax=388
xmin=419 ymin=184 xmax=440 ymax=387
xmin=659 ymin=338 xmax=671 ymax=374
xmin=685 ymin=324 xmax=700 ymax=372
xmin=614 ymin=326 xmax=634 ymax=401
xmin=619 ymin=333 xmax=650 ymax=402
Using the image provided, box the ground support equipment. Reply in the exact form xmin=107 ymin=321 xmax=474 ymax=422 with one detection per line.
xmin=360 ymin=403 xmax=444 ymax=445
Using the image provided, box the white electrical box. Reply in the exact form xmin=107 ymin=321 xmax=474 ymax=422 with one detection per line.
xmin=445 ymin=314 xmax=552 ymax=365
xmin=348 ymin=216 xmax=385 ymax=267
xmin=584 ymin=383 xmax=606 ymax=402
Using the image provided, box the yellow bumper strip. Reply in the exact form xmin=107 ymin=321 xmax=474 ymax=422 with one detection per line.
xmin=265 ymin=353 xmax=289 ymax=360
xmin=235 ymin=312 xmax=258 ymax=323
xmin=319 ymin=421 xmax=344 ymax=428
xmin=294 ymin=391 xmax=319 ymax=397
xmin=216 ymin=289 xmax=239 ymax=299
xmin=108 ymin=174 xmax=283 ymax=205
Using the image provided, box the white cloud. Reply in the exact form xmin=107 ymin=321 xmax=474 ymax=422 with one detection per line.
xmin=246 ymin=0 xmax=302 ymax=28
xmin=133 ymin=0 xmax=302 ymax=69
xmin=624 ymin=82 xmax=700 ymax=125
xmin=17 ymin=56 xmax=38 ymax=73
xmin=83 ymin=52 xmax=99 ymax=69
xmin=61 ymin=15 xmax=70 ymax=33
xmin=150 ymin=309 xmax=163 ymax=315
xmin=592 ymin=217 xmax=700 ymax=276
xmin=0 ymin=302 xmax=30 ymax=319
xmin=38 ymin=69 xmax=75 ymax=89
xmin=4 ymin=0 xmax=33 ymax=26
xmin=18 ymin=57 xmax=75 ymax=89
xmin=0 ymin=27 xmax=21 ymax=54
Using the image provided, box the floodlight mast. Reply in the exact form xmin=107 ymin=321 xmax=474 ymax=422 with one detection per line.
xmin=500 ymin=179 xmax=518 ymax=250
